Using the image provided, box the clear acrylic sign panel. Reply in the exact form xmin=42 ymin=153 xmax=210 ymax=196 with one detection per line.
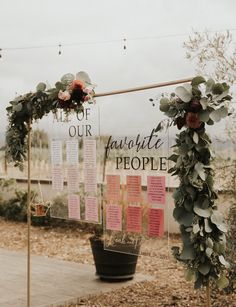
xmin=101 ymin=92 xmax=173 ymax=256
xmin=32 ymin=103 xmax=102 ymax=224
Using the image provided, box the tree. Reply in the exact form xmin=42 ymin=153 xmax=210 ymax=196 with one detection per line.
xmin=31 ymin=129 xmax=49 ymax=148
xmin=183 ymin=30 xmax=236 ymax=143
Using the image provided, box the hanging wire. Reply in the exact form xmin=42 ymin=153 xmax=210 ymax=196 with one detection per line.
xmin=1 ymin=27 xmax=236 ymax=53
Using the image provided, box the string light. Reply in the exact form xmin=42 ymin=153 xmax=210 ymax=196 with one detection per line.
xmin=1 ymin=27 xmax=236 ymax=55
xmin=123 ymin=38 xmax=127 ymax=50
xmin=58 ymin=43 xmax=62 ymax=55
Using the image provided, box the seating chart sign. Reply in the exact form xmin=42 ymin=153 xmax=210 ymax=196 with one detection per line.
xmin=49 ymin=104 xmax=101 ymax=224
xmin=102 ymin=99 xmax=170 ymax=256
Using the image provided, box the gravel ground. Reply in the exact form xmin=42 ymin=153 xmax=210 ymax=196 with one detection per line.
xmin=0 ymin=218 xmax=235 ymax=307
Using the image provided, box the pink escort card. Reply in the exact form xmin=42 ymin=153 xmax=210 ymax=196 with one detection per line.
xmin=106 ymin=204 xmax=122 ymax=231
xmin=68 ymin=194 xmax=80 ymax=220
xmin=51 ymin=140 xmax=63 ymax=166
xmin=84 ymin=168 xmax=97 ymax=193
xmin=148 ymin=208 xmax=164 ymax=237
xmin=126 ymin=206 xmax=142 ymax=233
xmin=126 ymin=175 xmax=142 ymax=202
xmin=83 ymin=139 xmax=96 ymax=168
xmin=106 ymin=175 xmax=120 ymax=201
xmin=83 ymin=139 xmax=97 ymax=194
xmin=66 ymin=139 xmax=79 ymax=165
xmin=67 ymin=166 xmax=79 ymax=193
xmin=85 ymin=197 xmax=99 ymax=222
xmin=147 ymin=176 xmax=166 ymax=205
xmin=51 ymin=166 xmax=64 ymax=191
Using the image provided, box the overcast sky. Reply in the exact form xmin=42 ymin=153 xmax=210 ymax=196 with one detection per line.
xmin=1 ymin=0 xmax=236 ymax=137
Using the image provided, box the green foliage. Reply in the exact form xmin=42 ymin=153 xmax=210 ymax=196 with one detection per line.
xmin=224 ymin=202 xmax=236 ymax=293
xmin=159 ymin=77 xmax=232 ymax=289
xmin=5 ymin=72 xmax=95 ymax=170
xmin=0 ymin=190 xmax=35 ymax=222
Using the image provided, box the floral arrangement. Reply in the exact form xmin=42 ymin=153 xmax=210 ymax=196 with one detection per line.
xmin=158 ymin=76 xmax=232 ymax=289
xmin=6 ymin=71 xmax=95 ymax=170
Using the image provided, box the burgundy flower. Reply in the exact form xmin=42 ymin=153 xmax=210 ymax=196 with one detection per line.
xmin=189 ymin=99 xmax=202 ymax=113
xmin=176 ymin=116 xmax=186 ymax=130
xmin=186 ymin=112 xmax=201 ymax=129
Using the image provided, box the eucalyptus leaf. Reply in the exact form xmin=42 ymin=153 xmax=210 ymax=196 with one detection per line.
xmin=211 ymin=211 xmax=223 ymax=225
xmin=219 ymin=255 xmax=230 ymax=268
xmin=193 ymin=205 xmax=211 ymax=218
xmin=12 ymin=103 xmax=23 ymax=112
xmin=209 ymin=107 xmax=228 ymax=122
xmin=193 ymin=223 xmax=200 ymax=234
xmin=191 ymin=76 xmax=206 ymax=86
xmin=199 ymin=110 xmax=210 ymax=122
xmin=36 ymin=82 xmax=46 ymax=92
xmin=206 ymin=237 xmax=214 ymax=248
xmin=185 ymin=269 xmax=195 ymax=282
xmin=193 ymin=132 xmax=199 ymax=144
xmin=198 ymin=262 xmax=211 ymax=275
xmin=206 ymin=247 xmax=213 ymax=258
xmin=180 ymin=244 xmax=196 ymax=260
xmin=76 ymin=71 xmax=91 ymax=85
xmin=61 ymin=73 xmax=74 ymax=85
xmin=205 ymin=78 xmax=215 ymax=94
xmin=194 ymin=162 xmax=206 ymax=180
xmin=216 ymin=274 xmax=229 ymax=289
xmin=175 ymin=85 xmax=192 ymax=102
xmin=204 ymin=219 xmax=212 ymax=233
xmin=159 ymin=98 xmax=170 ymax=112
xmin=199 ymin=97 xmax=208 ymax=110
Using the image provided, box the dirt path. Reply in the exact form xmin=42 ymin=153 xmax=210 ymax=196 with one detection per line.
xmin=0 ymin=219 xmax=235 ymax=307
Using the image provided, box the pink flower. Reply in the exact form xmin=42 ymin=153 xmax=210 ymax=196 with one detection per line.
xmin=58 ymin=90 xmax=71 ymax=101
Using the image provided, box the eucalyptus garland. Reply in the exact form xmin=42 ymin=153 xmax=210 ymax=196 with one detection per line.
xmin=6 ymin=72 xmax=95 ymax=170
xmin=159 ymin=76 xmax=232 ymax=289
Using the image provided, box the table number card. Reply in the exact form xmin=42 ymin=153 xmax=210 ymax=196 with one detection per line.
xmin=67 ymin=166 xmax=79 ymax=193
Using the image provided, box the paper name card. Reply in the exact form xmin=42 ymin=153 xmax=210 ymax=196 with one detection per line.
xmin=83 ymin=139 xmax=96 ymax=169
xmin=106 ymin=175 xmax=120 ymax=201
xmin=148 ymin=208 xmax=164 ymax=237
xmin=85 ymin=196 xmax=99 ymax=222
xmin=68 ymin=194 xmax=80 ymax=220
xmin=51 ymin=166 xmax=64 ymax=191
xmin=106 ymin=204 xmax=122 ymax=231
xmin=67 ymin=166 xmax=79 ymax=193
xmin=84 ymin=168 xmax=97 ymax=193
xmin=66 ymin=139 xmax=79 ymax=165
xmin=51 ymin=140 xmax=63 ymax=166
xmin=147 ymin=176 xmax=166 ymax=205
xmin=126 ymin=206 xmax=142 ymax=233
xmin=126 ymin=175 xmax=142 ymax=202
